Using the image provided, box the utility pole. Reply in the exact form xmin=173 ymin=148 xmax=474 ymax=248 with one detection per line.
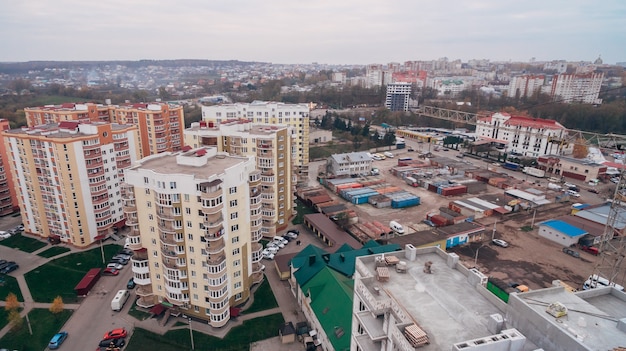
xmin=531 ymin=209 xmax=537 ymax=229
xmin=188 ymin=318 xmax=195 ymax=350
xmin=492 ymin=219 xmax=497 ymax=240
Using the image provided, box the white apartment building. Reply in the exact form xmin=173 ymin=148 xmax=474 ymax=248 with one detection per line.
xmin=475 ymin=112 xmax=570 ymax=157
xmin=184 ymin=120 xmax=294 ymax=236
xmin=385 ymin=83 xmax=412 ymax=112
xmin=123 ymin=148 xmax=264 ymax=327
xmin=508 ymin=75 xmax=545 ymax=99
xmin=3 ymin=122 xmax=140 ymax=247
xmin=550 ymin=72 xmax=604 ymax=104
xmin=201 ymin=101 xmax=309 ymax=176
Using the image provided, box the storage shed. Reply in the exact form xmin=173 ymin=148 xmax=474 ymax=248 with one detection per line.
xmin=74 ymin=268 xmax=101 ymax=296
xmin=537 ymin=219 xmax=588 ymax=247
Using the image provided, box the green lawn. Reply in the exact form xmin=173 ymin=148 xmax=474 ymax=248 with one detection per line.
xmin=0 ymin=275 xmax=24 ymax=302
xmin=242 ymin=278 xmax=278 ymax=314
xmin=36 ymin=246 xmax=71 ymax=258
xmin=25 ymin=244 xmax=122 ymax=302
xmin=126 ymin=313 xmax=285 ymax=351
xmin=0 ymin=308 xmax=73 ymax=351
xmin=0 ymin=234 xmax=47 ymax=253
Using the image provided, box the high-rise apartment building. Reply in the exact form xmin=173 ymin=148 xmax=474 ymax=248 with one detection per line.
xmin=24 ymin=102 xmax=185 ymax=157
xmin=508 ymin=75 xmax=545 ymax=99
xmin=550 ymin=72 xmax=604 ymax=104
xmin=201 ymin=101 xmax=309 ymax=179
xmin=385 ymin=83 xmax=412 ymax=112
xmin=3 ymin=122 xmax=140 ymax=246
xmin=184 ymin=120 xmax=294 ymax=235
xmin=122 ymin=148 xmax=264 ymax=327
xmin=110 ymin=103 xmax=184 ymax=157
xmin=0 ymin=119 xmax=18 ymax=215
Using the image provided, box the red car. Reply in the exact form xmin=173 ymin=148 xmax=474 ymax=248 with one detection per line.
xmin=102 ymin=267 xmax=119 ymax=276
xmin=103 ymin=328 xmax=128 ymax=340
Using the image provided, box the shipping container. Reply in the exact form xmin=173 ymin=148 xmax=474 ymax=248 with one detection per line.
xmin=391 ymin=196 xmax=420 ymax=208
xmin=368 ymin=194 xmax=392 ymax=208
xmin=429 ymin=214 xmax=450 ymax=227
xmin=441 ymin=185 xmax=468 ymax=196
xmin=74 ymin=268 xmax=102 ymax=296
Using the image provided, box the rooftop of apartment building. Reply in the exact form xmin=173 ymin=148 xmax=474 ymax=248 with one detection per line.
xmin=134 ymin=147 xmax=249 ymax=177
xmin=4 ymin=121 xmax=133 ymax=137
xmin=509 ymin=285 xmax=626 ymax=350
xmin=539 ymin=154 xmax=605 ymax=166
xmin=355 ymin=248 xmax=538 ymax=350
xmin=187 ymin=120 xmax=288 ymax=135
xmin=24 ymin=101 xmax=178 ymax=111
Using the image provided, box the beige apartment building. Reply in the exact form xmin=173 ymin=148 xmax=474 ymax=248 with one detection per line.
xmin=123 ymin=148 xmax=264 ymax=327
xmin=201 ymin=101 xmax=309 ymax=181
xmin=184 ymin=120 xmax=295 ymax=235
xmin=3 ymin=121 xmax=140 ymax=247
xmin=0 ymin=119 xmax=19 ymax=216
xmin=24 ymin=101 xmax=185 ymax=157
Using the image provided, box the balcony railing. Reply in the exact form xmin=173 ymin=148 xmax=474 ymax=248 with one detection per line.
xmin=207 ymin=254 xmax=226 ymax=266
xmin=206 ymin=237 xmax=225 ymax=254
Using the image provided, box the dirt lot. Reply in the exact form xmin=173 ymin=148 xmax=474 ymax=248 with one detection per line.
xmin=307 ymin=149 xmax=599 ymax=292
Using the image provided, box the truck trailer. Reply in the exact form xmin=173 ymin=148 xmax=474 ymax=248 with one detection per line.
xmin=523 ymin=167 xmax=545 ymax=178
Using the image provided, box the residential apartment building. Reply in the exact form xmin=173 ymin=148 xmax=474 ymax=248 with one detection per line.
xmin=184 ymin=120 xmax=294 ymax=235
xmin=550 ymin=72 xmax=604 ymax=104
xmin=201 ymin=101 xmax=309 ymax=179
xmin=3 ymin=121 xmax=140 ymax=246
xmin=385 ymin=83 xmax=412 ymax=112
xmin=24 ymin=102 xmax=185 ymax=157
xmin=507 ymin=75 xmax=545 ymax=99
xmin=536 ymin=155 xmax=607 ymax=182
xmin=0 ymin=120 xmax=18 ymax=215
xmin=475 ymin=112 xmax=570 ymax=157
xmin=122 ymin=148 xmax=264 ymax=327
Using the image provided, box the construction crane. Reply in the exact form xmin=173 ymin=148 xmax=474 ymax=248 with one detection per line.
xmin=586 ymin=169 xmax=626 ymax=289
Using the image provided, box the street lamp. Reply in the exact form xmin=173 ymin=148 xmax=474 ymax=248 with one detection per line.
xmin=188 ymin=317 xmax=195 ymax=350
xmin=474 ymin=243 xmax=487 ymax=266
xmin=94 ymin=234 xmax=106 ymax=264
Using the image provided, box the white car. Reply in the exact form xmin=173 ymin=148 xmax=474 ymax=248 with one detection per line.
xmin=492 ymin=239 xmax=509 ymax=248
xmin=567 ymin=190 xmax=581 ymax=198
xmin=383 ymin=151 xmax=394 ymax=158
xmin=107 ymin=263 xmax=124 ymax=270
xmin=284 ymin=232 xmax=298 ymax=240
xmin=273 ymin=236 xmax=288 ymax=246
xmin=564 ymin=182 xmax=576 ymax=188
xmin=0 ymin=231 xmax=11 ymax=240
xmin=263 ymin=252 xmax=275 ymax=260
xmin=264 ymin=246 xmax=279 ymax=254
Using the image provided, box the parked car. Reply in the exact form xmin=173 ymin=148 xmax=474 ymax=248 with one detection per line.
xmin=492 ymin=239 xmax=509 ymax=248
xmin=284 ymin=231 xmax=298 ymax=240
xmin=564 ymin=182 xmax=577 ymax=188
xmin=273 ymin=236 xmax=288 ymax=245
xmin=264 ymin=246 xmax=278 ymax=255
xmin=580 ymin=245 xmax=600 ymax=255
xmin=263 ymin=251 xmax=275 ymax=260
xmin=106 ymin=263 xmax=123 ymax=270
xmin=0 ymin=261 xmax=11 ymax=271
xmin=0 ymin=231 xmax=11 ymax=240
xmin=611 ymin=177 xmax=620 ymax=184
xmin=270 ymin=240 xmax=285 ymax=249
xmin=110 ymin=257 xmax=129 ymax=265
xmin=15 ymin=224 xmax=24 ymax=231
xmin=119 ymin=248 xmax=133 ymax=256
xmin=567 ymin=190 xmax=581 ymax=198
xmin=407 ymin=147 xmax=415 ymax=152
xmin=562 ymin=247 xmax=580 ymax=258
xmin=48 ymin=331 xmax=68 ymax=349
xmin=126 ymin=278 xmax=136 ymax=289
xmin=98 ymin=337 xmax=125 ymax=348
xmin=0 ymin=263 xmax=18 ymax=274
xmin=587 ymin=188 xmax=599 ymax=194
xmin=103 ymin=328 xmax=128 ymax=340
xmin=102 ymin=268 xmax=120 ymax=276
xmin=113 ymin=254 xmax=132 ymax=261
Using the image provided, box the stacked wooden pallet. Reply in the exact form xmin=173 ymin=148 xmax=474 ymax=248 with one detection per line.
xmin=404 ymin=323 xmax=429 ymax=348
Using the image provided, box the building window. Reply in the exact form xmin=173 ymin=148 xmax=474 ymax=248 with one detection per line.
xmin=229 ymin=199 xmax=237 ymax=207
xmin=232 ymin=236 xmax=239 ymax=244
xmin=231 ymin=224 xmax=239 ymax=231
xmin=234 ymin=282 xmax=241 ymax=289
xmin=230 ymin=212 xmax=238 ymax=220
xmin=233 ymin=259 xmax=240 ymax=267
xmin=170 ymin=181 xmax=177 ymax=189
xmin=229 ymin=186 xmax=237 ymax=194
xmin=232 ymin=248 xmax=240 ymax=255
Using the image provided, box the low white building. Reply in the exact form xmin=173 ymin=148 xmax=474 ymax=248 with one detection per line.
xmin=326 ymin=152 xmax=372 ymax=177
xmin=537 ymin=219 xmax=588 ymax=247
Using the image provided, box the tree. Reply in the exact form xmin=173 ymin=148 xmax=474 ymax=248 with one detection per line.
xmin=8 ymin=310 xmax=22 ymax=330
xmin=49 ymin=296 xmax=64 ymax=315
xmin=5 ymin=293 xmax=19 ymax=311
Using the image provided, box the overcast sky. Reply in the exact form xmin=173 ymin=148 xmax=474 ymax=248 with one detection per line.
xmin=1 ymin=0 xmax=625 ymax=65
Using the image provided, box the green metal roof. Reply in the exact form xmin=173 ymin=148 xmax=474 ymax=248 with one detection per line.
xmin=326 ymin=243 xmax=401 ymax=277
xmin=302 ymin=267 xmax=354 ymax=351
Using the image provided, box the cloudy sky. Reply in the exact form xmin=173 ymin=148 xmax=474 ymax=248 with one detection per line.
xmin=1 ymin=0 xmax=625 ymax=64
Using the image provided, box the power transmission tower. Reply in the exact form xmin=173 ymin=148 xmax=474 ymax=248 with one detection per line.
xmin=587 ymin=169 xmax=626 ymax=289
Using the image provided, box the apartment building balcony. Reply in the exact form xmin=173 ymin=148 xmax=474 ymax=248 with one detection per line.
xmin=157 ymin=222 xmax=179 ymax=234
xmin=82 ymin=142 xmax=101 ymax=151
xmin=251 ymin=272 xmax=264 ymax=285
xmin=117 ymin=159 xmax=132 ymax=169
xmin=249 ymin=170 xmax=261 ymax=186
xmin=127 ymin=226 xmax=141 ymax=239
xmin=152 ymin=114 xmax=164 ymax=122
xmin=203 ymin=226 xmax=225 ymax=242
xmin=261 ymin=210 xmax=275 ymax=221
xmin=156 ymin=207 xmax=181 ymax=220
xmin=114 ymin=142 xmax=129 ymax=151
xmin=136 ymin=296 xmax=156 ymax=308
xmin=201 ymin=201 xmax=223 ymax=215
xmin=123 ymin=202 xmax=137 ymax=214
xmin=85 ymin=159 xmax=104 ymax=169
xmin=90 ymin=186 xmax=108 ymax=198
xmin=251 ymin=229 xmax=263 ymax=242
xmin=206 ymin=263 xmax=226 ymax=279
xmin=262 ymin=226 xmax=276 ymax=237
xmin=260 ymin=174 xmax=275 ymax=185
xmin=257 ymin=141 xmax=273 ymax=149
xmin=89 ymin=177 xmax=107 ymax=187
xmin=206 ymin=237 xmax=225 ymax=255
xmin=166 ymin=291 xmax=189 ymax=305
xmin=159 ymin=232 xmax=182 ymax=245
xmin=206 ymin=253 xmax=226 ymax=266
xmin=355 ymin=279 xmax=392 ymax=315
xmin=203 ymin=212 xmax=223 ymax=228
xmin=250 ymin=209 xmax=262 ymax=221
xmin=128 ymin=237 xmax=143 ymax=251
xmin=250 ymin=197 xmax=262 ymax=211
xmin=251 ymin=242 xmax=263 ymax=258
xmin=257 ymin=149 xmax=274 ymax=158
xmin=161 ymin=258 xmax=178 ymax=269
xmin=133 ymin=249 xmax=149 ymax=261
xmin=161 ymin=245 xmax=181 ymax=260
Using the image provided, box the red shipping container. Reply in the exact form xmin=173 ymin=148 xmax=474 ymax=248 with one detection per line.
xmin=430 ymin=214 xmax=450 ymax=227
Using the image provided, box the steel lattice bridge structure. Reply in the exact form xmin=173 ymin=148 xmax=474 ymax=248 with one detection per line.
xmin=415 ymin=105 xmax=626 ymax=152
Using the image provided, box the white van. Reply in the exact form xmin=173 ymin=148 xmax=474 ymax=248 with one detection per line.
xmin=583 ymin=274 xmax=624 ymax=291
xmin=389 ymin=221 xmax=405 ymax=234
xmin=111 ymin=289 xmax=130 ymax=311
xmin=384 ymin=151 xmax=394 ymax=158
